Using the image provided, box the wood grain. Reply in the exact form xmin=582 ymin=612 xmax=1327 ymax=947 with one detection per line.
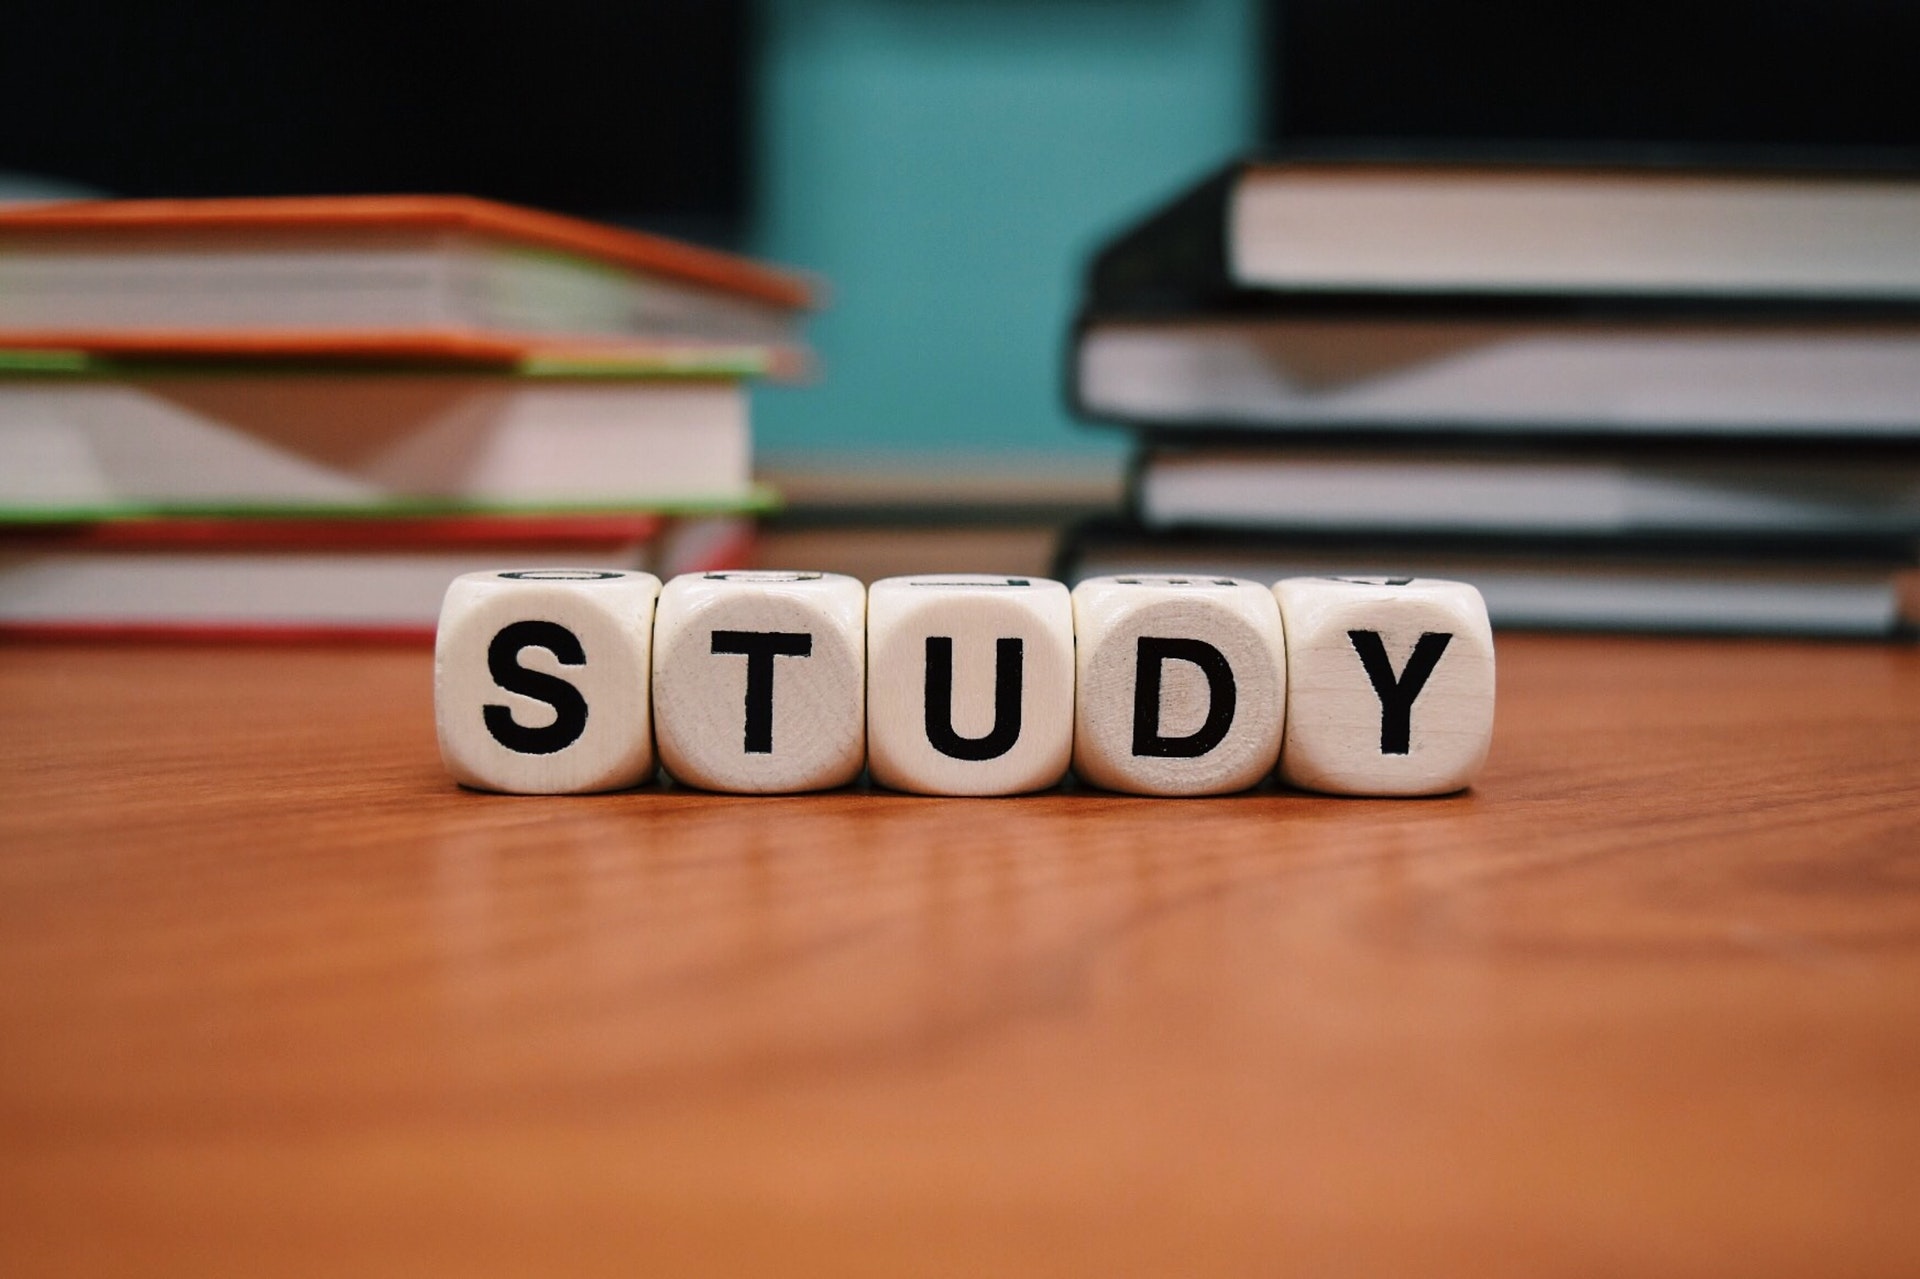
xmin=2 ymin=635 xmax=1918 ymax=1276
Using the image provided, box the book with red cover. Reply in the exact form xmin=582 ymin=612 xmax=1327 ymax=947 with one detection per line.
xmin=0 ymin=195 xmax=817 ymax=370
xmin=0 ymin=511 xmax=754 ymax=642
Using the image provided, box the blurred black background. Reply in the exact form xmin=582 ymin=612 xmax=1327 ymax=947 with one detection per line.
xmin=0 ymin=1 xmax=754 ymax=239
xmin=3 ymin=0 xmax=1920 ymax=276
xmin=3 ymin=0 xmax=1916 ymax=247
xmin=1270 ymin=0 xmax=1920 ymax=163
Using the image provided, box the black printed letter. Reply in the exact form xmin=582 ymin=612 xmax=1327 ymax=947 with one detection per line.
xmin=1347 ymin=630 xmax=1452 ymax=755
xmin=924 ymin=636 xmax=1023 ymax=761
xmin=1131 ymin=636 xmax=1236 ymax=758
xmin=484 ymin=620 xmax=590 ymax=755
xmin=710 ymin=630 xmax=813 ymax=753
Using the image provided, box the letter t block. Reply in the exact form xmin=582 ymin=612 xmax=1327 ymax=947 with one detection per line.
xmin=651 ymin=571 xmax=867 ymax=793
xmin=1272 ymin=577 xmax=1495 ymax=796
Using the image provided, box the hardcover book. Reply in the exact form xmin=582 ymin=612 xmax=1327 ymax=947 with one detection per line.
xmin=0 ymin=355 xmax=770 ymax=519
xmin=1087 ymin=159 xmax=1920 ymax=311
xmin=0 ymin=512 xmax=753 ymax=640
xmin=1132 ymin=441 xmax=1920 ymax=540
xmin=1055 ymin=519 xmax=1920 ymax=639
xmin=1071 ymin=311 xmax=1920 ymax=438
xmin=0 ymin=195 xmax=816 ymax=367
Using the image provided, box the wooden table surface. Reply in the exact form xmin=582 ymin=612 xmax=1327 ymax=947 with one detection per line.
xmin=2 ymin=635 xmax=1917 ymax=1277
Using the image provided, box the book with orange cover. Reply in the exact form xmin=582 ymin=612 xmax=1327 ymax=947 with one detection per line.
xmin=0 ymin=195 xmax=817 ymax=369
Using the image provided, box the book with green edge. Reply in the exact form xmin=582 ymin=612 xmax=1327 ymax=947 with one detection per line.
xmin=0 ymin=359 xmax=769 ymax=519
xmin=0 ymin=345 xmax=781 ymax=381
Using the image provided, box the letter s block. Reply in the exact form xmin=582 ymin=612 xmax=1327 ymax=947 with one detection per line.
xmin=867 ymin=575 xmax=1075 ymax=796
xmin=651 ymin=571 xmax=866 ymax=793
xmin=435 ymin=569 xmax=663 ymax=794
xmin=1273 ymin=577 xmax=1495 ymax=796
xmin=1072 ymin=576 xmax=1286 ymax=796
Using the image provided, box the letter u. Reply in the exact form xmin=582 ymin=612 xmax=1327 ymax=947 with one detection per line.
xmin=923 ymin=636 xmax=1023 ymax=760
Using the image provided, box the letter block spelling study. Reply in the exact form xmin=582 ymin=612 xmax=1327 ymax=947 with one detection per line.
xmin=651 ymin=571 xmax=867 ymax=793
xmin=435 ymin=569 xmax=663 ymax=794
xmin=434 ymin=571 xmax=1496 ymax=797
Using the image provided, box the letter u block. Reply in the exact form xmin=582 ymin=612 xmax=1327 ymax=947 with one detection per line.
xmin=435 ymin=569 xmax=663 ymax=794
xmin=866 ymin=575 xmax=1075 ymax=796
xmin=1273 ymin=576 xmax=1496 ymax=796
xmin=651 ymin=571 xmax=867 ymax=793
xmin=1072 ymin=576 xmax=1287 ymax=795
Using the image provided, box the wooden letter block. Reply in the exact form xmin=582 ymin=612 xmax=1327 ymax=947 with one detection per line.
xmin=866 ymin=575 xmax=1074 ymax=796
xmin=435 ymin=568 xmax=662 ymax=794
xmin=1273 ymin=576 xmax=1495 ymax=796
xmin=1072 ymin=575 xmax=1287 ymax=796
xmin=651 ymin=571 xmax=866 ymax=793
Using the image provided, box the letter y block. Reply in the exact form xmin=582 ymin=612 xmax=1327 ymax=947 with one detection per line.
xmin=1273 ymin=577 xmax=1495 ymax=796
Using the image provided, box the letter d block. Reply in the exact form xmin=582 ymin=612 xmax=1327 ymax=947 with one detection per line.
xmin=1072 ymin=576 xmax=1286 ymax=796
xmin=1273 ymin=577 xmax=1495 ymax=796
xmin=435 ymin=569 xmax=662 ymax=794
xmin=651 ymin=571 xmax=866 ymax=793
xmin=867 ymin=575 xmax=1075 ymax=796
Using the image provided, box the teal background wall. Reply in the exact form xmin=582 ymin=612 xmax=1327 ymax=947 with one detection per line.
xmin=749 ymin=0 xmax=1261 ymax=462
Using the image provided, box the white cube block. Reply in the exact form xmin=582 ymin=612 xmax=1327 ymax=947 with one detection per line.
xmin=435 ymin=568 xmax=662 ymax=794
xmin=1071 ymin=575 xmax=1287 ymax=796
xmin=1273 ymin=576 xmax=1495 ymax=796
xmin=651 ymin=570 xmax=866 ymax=793
xmin=867 ymin=575 xmax=1074 ymax=796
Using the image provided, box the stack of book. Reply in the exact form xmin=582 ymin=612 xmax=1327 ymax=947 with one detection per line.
xmin=0 ymin=196 xmax=815 ymax=639
xmin=1058 ymin=159 xmax=1920 ymax=637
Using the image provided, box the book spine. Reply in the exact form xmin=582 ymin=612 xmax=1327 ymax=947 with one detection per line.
xmin=1084 ymin=163 xmax=1245 ymax=313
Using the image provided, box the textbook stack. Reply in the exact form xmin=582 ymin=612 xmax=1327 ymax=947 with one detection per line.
xmin=1058 ymin=159 xmax=1920 ymax=637
xmin=0 ymin=195 xmax=816 ymax=639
